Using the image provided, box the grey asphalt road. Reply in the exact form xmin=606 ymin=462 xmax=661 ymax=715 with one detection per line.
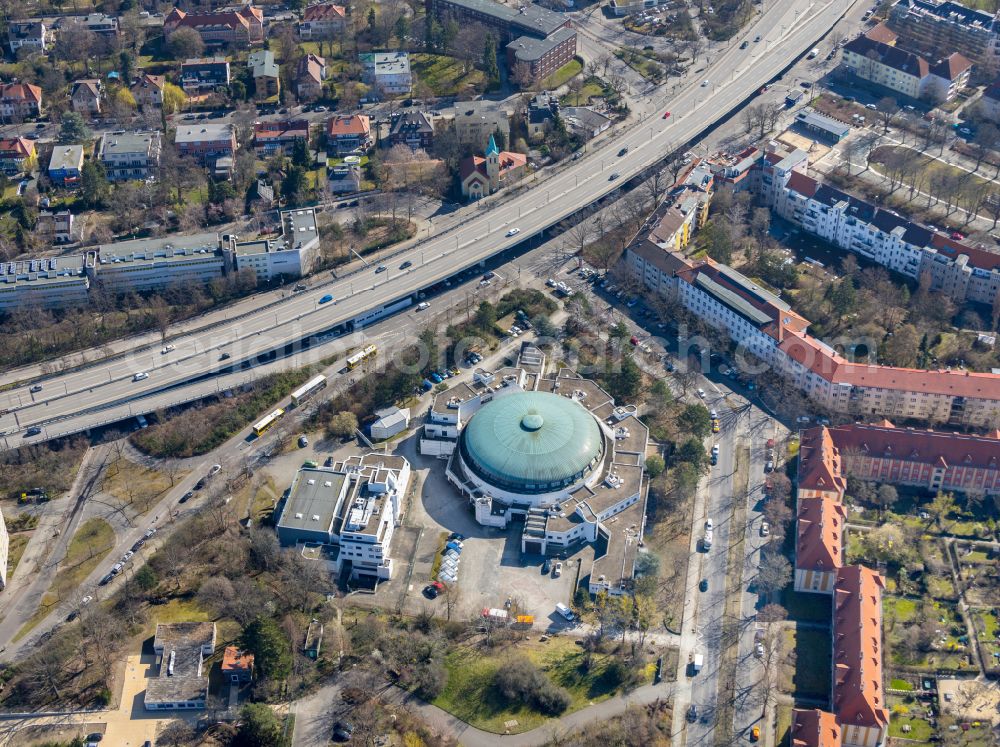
xmin=1 ymin=0 xmax=852 ymax=448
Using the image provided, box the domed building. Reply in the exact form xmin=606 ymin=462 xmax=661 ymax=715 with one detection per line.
xmin=458 ymin=391 xmax=605 ymax=500
xmin=421 ymin=343 xmax=651 ymax=597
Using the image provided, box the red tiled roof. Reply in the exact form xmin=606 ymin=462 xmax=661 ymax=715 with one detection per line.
xmin=459 ymin=150 xmax=526 ymax=181
xmin=929 ymin=232 xmax=1000 ymax=272
xmin=0 ymin=82 xmax=42 ymax=104
xmin=0 ymin=137 xmax=35 ymax=158
xmin=166 ymin=5 xmax=261 ymax=32
xmin=796 ymin=496 xmax=846 ymax=572
xmin=930 ymin=53 xmax=972 ymax=80
xmin=780 ymin=330 xmax=1000 ymax=399
xmin=327 ymin=114 xmax=370 ymax=137
xmin=303 ymin=2 xmax=346 ymax=21
xmin=864 ymin=22 xmax=898 ymax=45
xmin=255 ymin=119 xmax=310 ymax=141
xmin=221 ymin=646 xmax=254 ymax=671
xmin=824 ymin=422 xmax=1000 ymax=472
xmin=791 ymin=709 xmax=841 ymax=747
xmin=133 ymin=73 xmax=165 ymax=90
xmin=832 ymin=565 xmax=888 ymax=732
xmin=786 ymin=170 xmax=819 ymax=198
xmin=798 ymin=426 xmax=848 ymax=497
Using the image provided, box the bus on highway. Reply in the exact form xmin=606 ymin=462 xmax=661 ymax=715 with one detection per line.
xmin=252 ymin=408 xmax=285 ymax=437
xmin=346 ymin=344 xmax=377 ymax=370
xmin=290 ymin=374 xmax=327 ymax=407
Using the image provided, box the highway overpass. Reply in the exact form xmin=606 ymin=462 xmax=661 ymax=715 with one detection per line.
xmin=1 ymin=0 xmax=854 ymax=448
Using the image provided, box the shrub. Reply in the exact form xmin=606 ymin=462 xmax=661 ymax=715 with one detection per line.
xmin=494 ymin=656 xmax=571 ymax=715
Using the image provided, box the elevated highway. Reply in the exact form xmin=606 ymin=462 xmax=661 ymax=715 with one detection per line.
xmin=2 ymin=0 xmax=854 ymax=448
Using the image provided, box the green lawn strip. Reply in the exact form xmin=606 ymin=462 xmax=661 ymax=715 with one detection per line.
xmin=430 ymin=531 xmax=449 ymax=582
xmin=541 ymin=58 xmax=583 ymax=90
xmin=6 ymin=532 xmax=30 ymax=575
xmin=780 ymin=627 xmax=831 ymax=700
xmin=432 ymin=638 xmax=642 ymax=734
xmin=890 ymin=678 xmax=913 ymax=691
xmin=560 ymin=79 xmax=604 ymax=106
xmin=410 ymin=53 xmax=486 ymax=97
xmin=13 ymin=518 xmax=115 ymax=642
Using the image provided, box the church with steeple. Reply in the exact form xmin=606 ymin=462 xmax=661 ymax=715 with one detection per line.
xmin=458 ymin=134 xmax=527 ymax=200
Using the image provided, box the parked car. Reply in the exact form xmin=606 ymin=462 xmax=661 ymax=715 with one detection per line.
xmin=542 ymin=559 xmax=551 ymax=574
xmin=687 ymin=704 xmax=698 ymax=722
xmin=699 ymin=578 xmax=708 ymax=592
xmin=760 ymin=521 xmax=770 ymax=537
xmin=553 ymin=562 xmax=563 ymax=577
xmin=298 ymin=435 xmax=309 ymax=448
xmin=696 ymin=387 xmax=706 ymax=398
xmin=180 ymin=491 xmax=193 ymax=503
xmin=209 ymin=464 xmax=221 ymax=476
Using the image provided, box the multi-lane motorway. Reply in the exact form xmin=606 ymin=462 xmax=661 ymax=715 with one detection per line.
xmin=1 ymin=0 xmax=853 ymax=448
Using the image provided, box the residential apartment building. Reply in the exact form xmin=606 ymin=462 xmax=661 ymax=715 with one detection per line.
xmin=804 ymin=421 xmax=1000 ymax=500
xmin=37 ymin=210 xmax=76 ymax=244
xmin=48 ymin=144 xmax=85 ymax=187
xmin=842 ymin=29 xmax=972 ymax=103
xmin=0 ymin=208 xmax=321 ymax=309
xmin=145 ymin=622 xmax=216 ymax=710
xmin=254 ymin=119 xmax=310 ymax=156
xmin=506 ymin=26 xmax=577 ymax=80
xmin=0 ymin=255 xmax=90 ymax=310
xmin=248 ymin=50 xmax=280 ymax=100
xmin=296 ymin=54 xmax=326 ymax=100
xmin=0 ymin=137 xmax=36 ymax=176
xmin=98 ymin=130 xmax=162 ymax=182
xmin=428 ymin=0 xmax=577 ymax=82
xmin=0 ymin=82 xmax=42 ymax=119
xmin=454 ymin=100 xmax=511 ymax=148
xmin=326 ymin=114 xmax=372 ymax=155
xmin=360 ymin=52 xmax=412 ymax=96
xmin=276 ymin=455 xmax=412 ymax=581
xmin=89 ymin=233 xmax=226 ymax=293
xmin=764 ymin=153 xmax=1000 ymax=308
xmin=627 ymin=224 xmax=1000 ymax=427
xmin=389 ymin=111 xmax=434 ymax=150
xmin=329 ymin=161 xmax=361 ymax=193
xmin=175 ymin=123 xmax=237 ymax=164
xmin=131 ymin=74 xmax=166 ymax=109
xmin=164 ymin=4 xmax=264 ymax=47
xmin=793 ymin=427 xmax=890 ymax=747
xmin=180 ymin=57 xmax=231 ymax=93
xmin=7 ymin=21 xmax=47 ymax=55
xmin=888 ymin=0 xmax=1000 ymax=71
xmin=298 ymin=2 xmax=347 ymax=39
xmin=223 ymin=208 xmax=320 ymax=281
xmin=70 ymin=79 xmax=102 ymax=115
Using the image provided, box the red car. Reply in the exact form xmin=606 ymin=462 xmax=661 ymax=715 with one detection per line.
xmin=630 ymin=336 xmax=639 ymax=345
xmin=950 ymin=231 xmax=965 ymax=240
xmin=662 ymin=111 xmax=671 ymax=119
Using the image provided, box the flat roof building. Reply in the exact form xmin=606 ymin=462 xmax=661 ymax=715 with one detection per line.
xmin=145 ymin=622 xmax=216 ymax=710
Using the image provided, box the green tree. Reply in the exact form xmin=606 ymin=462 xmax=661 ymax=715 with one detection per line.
xmin=829 ymin=277 xmax=857 ymax=321
xmin=328 ymin=410 xmax=358 ymax=438
xmin=483 ymin=34 xmax=500 ymax=85
xmin=240 ymin=617 xmax=292 ymax=680
xmin=291 ymin=137 xmax=311 ymax=170
xmin=135 ymin=564 xmax=158 ymax=591
xmin=675 ymin=437 xmax=707 ymax=470
xmin=491 ymin=125 xmax=507 ymax=151
xmin=645 ymin=454 xmax=665 ymax=478
xmin=678 ymin=403 xmax=712 ymax=438
xmin=474 ymin=301 xmax=497 ymax=331
xmin=59 ymin=111 xmax=92 ymax=143
xmin=367 ymin=6 xmax=377 ymax=33
xmin=208 ymin=178 xmax=236 ymax=204
xmin=80 ymin=161 xmax=110 ymax=209
xmin=233 ymin=703 xmax=283 ymax=747
xmin=605 ymin=353 xmax=641 ymax=399
xmin=394 ymin=14 xmax=410 ymax=45
xmin=230 ymin=79 xmax=247 ymax=102
xmin=281 ymin=164 xmax=307 ymax=205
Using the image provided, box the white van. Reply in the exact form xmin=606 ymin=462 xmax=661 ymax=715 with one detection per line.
xmin=555 ymin=603 xmax=576 ymax=622
xmin=692 ymin=653 xmax=704 ymax=673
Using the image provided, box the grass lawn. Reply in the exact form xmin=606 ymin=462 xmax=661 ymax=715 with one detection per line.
xmin=561 ymin=78 xmax=604 ymax=106
xmin=780 ymin=628 xmax=831 ymax=700
xmin=410 ymin=53 xmax=487 ymax=97
xmin=775 ymin=703 xmax=793 ymax=747
xmin=781 ymin=589 xmax=831 ymax=623
xmin=101 ymin=458 xmax=184 ymax=516
xmin=6 ymin=531 xmax=31 ymax=575
xmin=541 ymin=58 xmax=583 ymax=90
xmin=890 ymin=678 xmax=914 ymax=691
xmin=871 ymin=145 xmax=996 ymax=210
xmin=432 ymin=637 xmax=650 ymax=733
xmin=13 ymin=518 xmax=115 ymax=642
xmin=888 ymin=695 xmax=935 ymax=743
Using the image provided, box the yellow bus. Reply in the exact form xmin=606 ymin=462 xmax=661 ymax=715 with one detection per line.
xmin=252 ymin=408 xmax=285 ymax=437
xmin=346 ymin=344 xmax=377 ymax=370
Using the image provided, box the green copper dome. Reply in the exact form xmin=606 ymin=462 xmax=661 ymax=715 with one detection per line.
xmin=460 ymin=391 xmax=604 ymax=495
